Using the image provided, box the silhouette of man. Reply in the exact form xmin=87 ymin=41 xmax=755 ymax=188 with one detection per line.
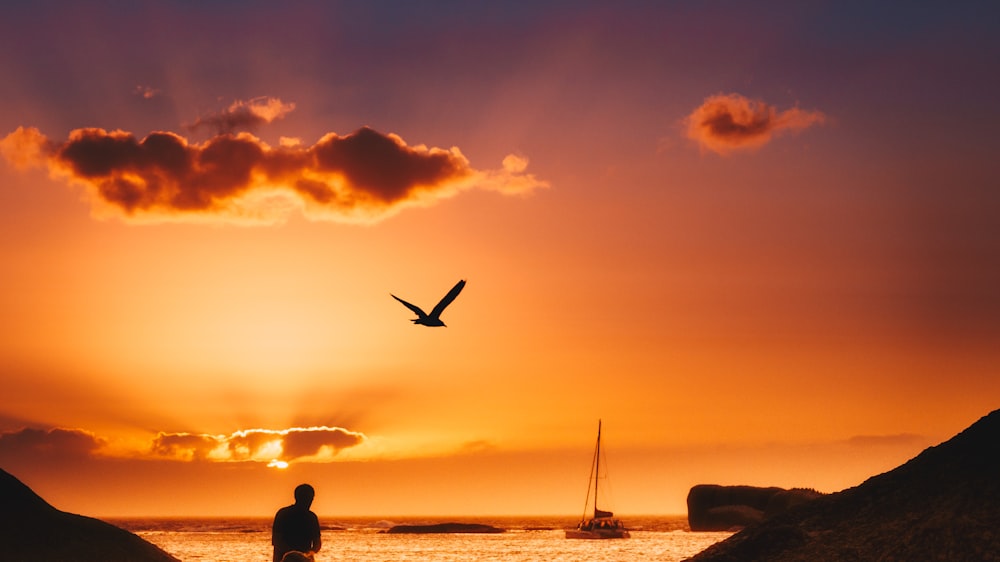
xmin=272 ymin=484 xmax=322 ymax=562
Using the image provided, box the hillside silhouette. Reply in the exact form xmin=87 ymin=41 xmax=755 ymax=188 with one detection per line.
xmin=0 ymin=468 xmax=179 ymax=561
xmin=686 ymin=409 xmax=1000 ymax=561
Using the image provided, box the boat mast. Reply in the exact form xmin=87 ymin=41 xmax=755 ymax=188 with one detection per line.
xmin=594 ymin=419 xmax=601 ymax=519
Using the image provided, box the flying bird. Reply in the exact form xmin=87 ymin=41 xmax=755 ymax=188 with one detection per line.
xmin=392 ymin=279 xmax=466 ymax=327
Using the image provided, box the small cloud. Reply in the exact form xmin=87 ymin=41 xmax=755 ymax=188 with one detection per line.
xmin=281 ymin=427 xmax=365 ymax=459
xmin=151 ymin=426 xmax=367 ymax=464
xmin=501 ymin=154 xmax=528 ymax=174
xmin=458 ymin=440 xmax=496 ymax=454
xmin=0 ymin=126 xmax=52 ymax=170
xmin=0 ymin=427 xmax=105 ymax=459
xmin=187 ymin=97 xmax=296 ymax=135
xmin=150 ymin=432 xmax=227 ymax=461
xmin=685 ymin=93 xmax=826 ymax=155
xmin=134 ymin=85 xmax=161 ymax=100
xmin=1 ymin=124 xmax=547 ymax=225
xmin=846 ymin=433 xmax=928 ymax=448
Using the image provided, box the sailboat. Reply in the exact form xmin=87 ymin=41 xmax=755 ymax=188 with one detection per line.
xmin=565 ymin=420 xmax=630 ymax=539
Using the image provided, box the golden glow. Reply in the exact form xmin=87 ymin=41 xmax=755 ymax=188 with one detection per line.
xmin=1 ymin=4 xmax=997 ymax=519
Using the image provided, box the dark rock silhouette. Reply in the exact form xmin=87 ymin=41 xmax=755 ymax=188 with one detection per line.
xmin=687 ymin=485 xmax=824 ymax=531
xmin=0 ymin=467 xmax=179 ymax=561
xmin=686 ymin=409 xmax=1000 ymax=561
xmin=384 ymin=522 xmax=505 ymax=534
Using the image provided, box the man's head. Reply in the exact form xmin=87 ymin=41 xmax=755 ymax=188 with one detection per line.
xmin=293 ymin=484 xmax=315 ymax=507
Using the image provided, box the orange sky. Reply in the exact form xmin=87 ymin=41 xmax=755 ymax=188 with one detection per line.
xmin=1 ymin=2 xmax=998 ymax=517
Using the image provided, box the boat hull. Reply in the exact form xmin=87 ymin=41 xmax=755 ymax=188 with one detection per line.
xmin=565 ymin=528 xmax=631 ymax=539
xmin=565 ymin=518 xmax=630 ymax=539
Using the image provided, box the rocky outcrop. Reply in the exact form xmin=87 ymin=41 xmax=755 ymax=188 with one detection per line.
xmin=686 ymin=408 xmax=1000 ymax=561
xmin=687 ymin=485 xmax=823 ymax=531
xmin=384 ymin=522 xmax=505 ymax=534
xmin=0 ymin=467 xmax=179 ymax=562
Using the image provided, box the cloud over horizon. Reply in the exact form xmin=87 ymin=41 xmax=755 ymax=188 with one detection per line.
xmin=0 ymin=425 xmax=367 ymax=465
xmin=1 ymin=123 xmax=547 ymax=225
xmin=150 ymin=426 xmax=366 ymax=463
xmin=686 ymin=93 xmax=826 ymax=155
xmin=846 ymin=433 xmax=929 ymax=448
xmin=0 ymin=427 xmax=105 ymax=459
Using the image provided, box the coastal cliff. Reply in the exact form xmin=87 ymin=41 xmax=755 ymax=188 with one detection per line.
xmin=0 ymin=468 xmax=179 ymax=562
xmin=686 ymin=408 xmax=1000 ymax=561
xmin=687 ymin=485 xmax=823 ymax=531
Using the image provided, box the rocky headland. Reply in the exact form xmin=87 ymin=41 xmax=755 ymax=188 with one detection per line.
xmin=686 ymin=408 xmax=1000 ymax=561
xmin=0 ymin=467 xmax=179 ymax=561
xmin=687 ymin=484 xmax=824 ymax=531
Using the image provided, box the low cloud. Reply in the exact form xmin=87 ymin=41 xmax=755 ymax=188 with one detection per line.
xmin=150 ymin=433 xmax=224 ymax=461
xmin=0 ymin=425 xmax=366 ymax=465
xmin=151 ymin=426 xmax=366 ymax=463
xmin=846 ymin=433 xmax=928 ymax=448
xmin=187 ymin=97 xmax=296 ymax=135
xmin=1 ymin=124 xmax=547 ymax=225
xmin=0 ymin=427 xmax=105 ymax=459
xmin=686 ymin=93 xmax=826 ymax=155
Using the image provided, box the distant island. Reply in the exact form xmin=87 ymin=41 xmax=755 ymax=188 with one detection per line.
xmin=383 ymin=522 xmax=506 ymax=534
xmin=0 ymin=468 xmax=179 ymax=562
xmin=685 ymin=408 xmax=1000 ymax=561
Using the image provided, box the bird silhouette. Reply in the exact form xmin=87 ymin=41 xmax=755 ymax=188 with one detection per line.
xmin=392 ymin=279 xmax=466 ymax=327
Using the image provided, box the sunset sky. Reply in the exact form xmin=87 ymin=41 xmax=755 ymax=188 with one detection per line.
xmin=1 ymin=1 xmax=998 ymax=518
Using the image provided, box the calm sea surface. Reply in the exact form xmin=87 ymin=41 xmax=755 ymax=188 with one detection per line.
xmin=110 ymin=516 xmax=732 ymax=562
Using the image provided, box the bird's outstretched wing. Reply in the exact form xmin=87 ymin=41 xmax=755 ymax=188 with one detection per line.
xmin=392 ymin=294 xmax=428 ymax=319
xmin=429 ymin=279 xmax=466 ymax=319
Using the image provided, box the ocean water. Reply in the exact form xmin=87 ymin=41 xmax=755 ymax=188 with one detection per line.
xmin=110 ymin=516 xmax=732 ymax=562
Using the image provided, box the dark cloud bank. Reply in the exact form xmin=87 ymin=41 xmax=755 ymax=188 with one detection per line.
xmin=0 ymin=426 xmax=365 ymax=465
xmin=1 ymin=102 xmax=546 ymax=225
